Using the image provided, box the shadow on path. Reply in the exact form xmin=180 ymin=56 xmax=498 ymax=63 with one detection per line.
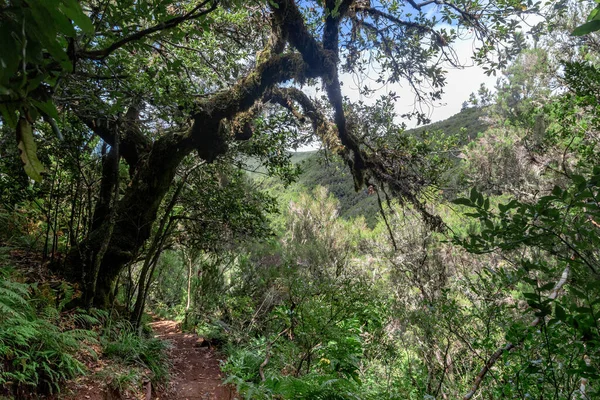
xmin=152 ymin=319 xmax=237 ymax=400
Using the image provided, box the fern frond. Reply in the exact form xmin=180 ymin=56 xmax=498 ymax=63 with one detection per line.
xmin=72 ymin=312 xmax=100 ymax=327
xmin=0 ymin=286 xmax=29 ymax=306
xmin=0 ymin=279 xmax=30 ymax=296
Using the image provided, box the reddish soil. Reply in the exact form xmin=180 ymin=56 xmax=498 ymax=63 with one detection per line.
xmin=152 ymin=319 xmax=236 ymax=400
xmin=56 ymin=319 xmax=236 ymax=400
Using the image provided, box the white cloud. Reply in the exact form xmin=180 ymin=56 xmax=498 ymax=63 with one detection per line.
xmin=295 ymin=35 xmax=498 ymax=151
xmin=338 ymin=36 xmax=498 ymax=129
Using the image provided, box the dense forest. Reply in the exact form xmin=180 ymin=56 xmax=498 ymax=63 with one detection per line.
xmin=1 ymin=0 xmax=600 ymax=399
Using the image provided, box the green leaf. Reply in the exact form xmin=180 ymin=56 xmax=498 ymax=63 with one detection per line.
xmin=572 ymin=20 xmax=600 ymax=36
xmin=16 ymin=117 xmax=46 ymax=183
xmin=470 ymin=187 xmax=478 ymax=202
xmin=28 ymin=0 xmax=76 ymax=37
xmin=551 ymin=185 xmax=562 ymax=197
xmin=539 ymin=282 xmax=555 ymax=291
xmin=523 ymin=292 xmax=538 ymax=300
xmin=0 ymin=104 xmax=18 ymax=128
xmin=555 ymin=304 xmax=567 ymax=321
xmin=27 ymin=23 xmax=71 ymax=71
xmin=452 ymin=198 xmax=473 ymax=206
xmin=30 ymin=99 xmax=60 ymax=121
xmin=0 ymin=23 xmax=20 ymax=85
xmin=59 ymin=0 xmax=95 ymax=34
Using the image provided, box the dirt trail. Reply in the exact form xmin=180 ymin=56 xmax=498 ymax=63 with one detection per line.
xmin=152 ymin=319 xmax=236 ymax=400
xmin=151 ymin=320 xmax=236 ymax=400
xmin=57 ymin=319 xmax=236 ymax=400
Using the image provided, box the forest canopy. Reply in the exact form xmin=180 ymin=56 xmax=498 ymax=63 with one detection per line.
xmin=0 ymin=0 xmax=540 ymax=306
xmin=1 ymin=0 xmax=600 ymax=399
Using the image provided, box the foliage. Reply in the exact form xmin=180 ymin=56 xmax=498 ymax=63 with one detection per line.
xmin=449 ymin=51 xmax=600 ymax=398
xmin=212 ymin=188 xmax=388 ymax=398
xmin=3 ymin=1 xmax=600 ymax=399
xmin=284 ymin=152 xmax=380 ymax=227
xmin=573 ymin=3 xmax=600 ymax=36
xmin=0 ymin=243 xmax=169 ymax=397
xmin=458 ymin=125 xmax=543 ymax=196
xmin=542 ymin=61 xmax=600 ymax=167
xmin=451 ymin=176 xmax=600 ymax=397
xmin=102 ymin=320 xmax=170 ymax=385
xmin=0 ymin=266 xmax=98 ymax=397
xmin=0 ymin=0 xmax=92 ymax=136
xmin=493 ymin=48 xmax=553 ymax=127
xmin=15 ymin=118 xmax=45 ymax=183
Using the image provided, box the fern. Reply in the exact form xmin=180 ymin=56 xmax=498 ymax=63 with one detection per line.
xmin=56 ymin=282 xmax=75 ymax=312
xmin=0 ymin=279 xmax=30 ymax=296
xmin=73 ymin=311 xmax=101 ymax=327
xmin=0 ymin=280 xmax=29 ymax=318
xmin=0 ymin=300 xmax=21 ymax=317
xmin=263 ymin=374 xmax=361 ymax=400
xmin=102 ymin=325 xmax=170 ymax=384
xmin=0 ymin=274 xmax=100 ymax=397
xmin=89 ymin=307 xmax=109 ymax=322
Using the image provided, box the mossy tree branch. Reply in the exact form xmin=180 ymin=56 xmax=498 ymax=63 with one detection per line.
xmin=271 ymin=0 xmax=366 ymax=189
xmin=73 ymin=104 xmax=151 ymax=173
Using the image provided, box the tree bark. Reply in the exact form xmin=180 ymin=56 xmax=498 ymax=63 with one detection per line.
xmin=86 ymin=137 xmax=120 ymax=307
xmin=64 ymin=131 xmax=193 ymax=308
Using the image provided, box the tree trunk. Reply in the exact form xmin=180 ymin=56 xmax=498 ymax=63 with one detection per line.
xmin=86 ymin=136 xmax=119 ymax=307
xmin=63 ymin=132 xmax=192 ymax=308
xmin=186 ymin=250 xmax=193 ymax=312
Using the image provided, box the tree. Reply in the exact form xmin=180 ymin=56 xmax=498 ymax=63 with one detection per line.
xmin=1 ymin=0 xmax=534 ymax=307
xmin=450 ymin=48 xmax=600 ymax=398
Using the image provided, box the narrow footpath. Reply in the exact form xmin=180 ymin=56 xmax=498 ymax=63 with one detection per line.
xmin=57 ymin=319 xmax=235 ymax=399
xmin=152 ymin=320 xmax=236 ymax=400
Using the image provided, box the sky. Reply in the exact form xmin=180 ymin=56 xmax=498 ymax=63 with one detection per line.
xmin=296 ymin=35 xmax=499 ymax=151
xmin=339 ymin=35 xmax=499 ymax=129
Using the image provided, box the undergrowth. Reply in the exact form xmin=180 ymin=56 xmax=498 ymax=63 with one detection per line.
xmin=0 ymin=247 xmax=171 ymax=399
xmin=221 ymin=341 xmax=364 ymax=400
xmin=101 ymin=319 xmax=171 ymax=387
xmin=0 ymin=265 xmax=98 ymax=398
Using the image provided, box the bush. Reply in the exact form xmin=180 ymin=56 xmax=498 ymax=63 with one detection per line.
xmin=0 ymin=270 xmax=98 ymax=397
xmin=222 ymin=345 xmax=264 ymax=384
xmin=102 ymin=320 xmax=170 ymax=385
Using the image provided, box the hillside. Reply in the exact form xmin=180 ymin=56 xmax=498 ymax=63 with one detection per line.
xmin=290 ymin=152 xmax=380 ymax=226
xmin=408 ymin=106 xmax=489 ymax=142
xmin=270 ymin=106 xmax=490 ymax=226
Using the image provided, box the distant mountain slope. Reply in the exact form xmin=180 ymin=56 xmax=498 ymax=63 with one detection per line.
xmin=254 ymin=107 xmax=490 ymax=226
xmin=291 ymin=152 xmax=380 ymax=226
xmin=407 ymin=106 xmax=489 ymax=142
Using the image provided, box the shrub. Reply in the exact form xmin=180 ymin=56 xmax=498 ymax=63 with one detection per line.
xmin=0 ymin=270 xmax=98 ymax=397
xmin=102 ymin=320 xmax=170 ymax=385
